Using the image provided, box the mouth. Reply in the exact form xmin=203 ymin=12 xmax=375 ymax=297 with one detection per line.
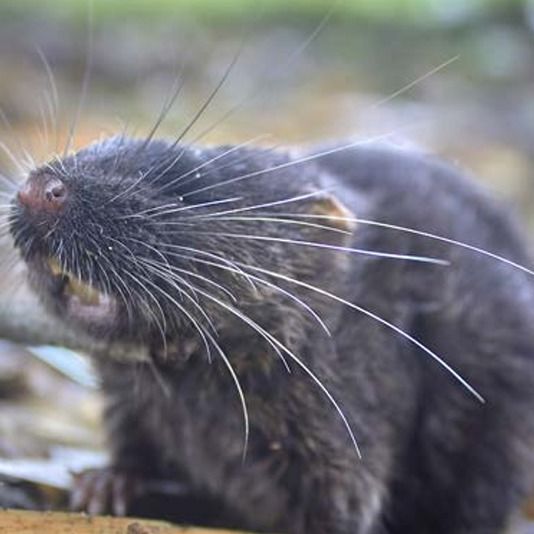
xmin=44 ymin=257 xmax=118 ymax=329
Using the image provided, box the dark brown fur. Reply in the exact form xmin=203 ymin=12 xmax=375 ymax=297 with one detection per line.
xmin=10 ymin=138 xmax=534 ymax=533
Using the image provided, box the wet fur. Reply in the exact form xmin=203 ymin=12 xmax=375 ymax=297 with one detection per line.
xmin=10 ymin=138 xmax=534 ymax=533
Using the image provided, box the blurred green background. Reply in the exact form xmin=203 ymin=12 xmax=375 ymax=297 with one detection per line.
xmin=0 ymin=0 xmax=533 ymax=229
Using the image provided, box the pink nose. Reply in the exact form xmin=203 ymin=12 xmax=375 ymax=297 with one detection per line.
xmin=17 ymin=174 xmax=67 ymax=215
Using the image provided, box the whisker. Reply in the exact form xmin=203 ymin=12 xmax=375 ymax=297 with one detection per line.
xmin=96 ymin=252 xmax=138 ymax=327
xmin=205 ymin=329 xmax=250 ymax=460
xmin=369 ymin=55 xmax=459 ymax=111
xmin=264 ymin=213 xmax=534 ymax=279
xmin=197 ymin=143 xmax=282 ymax=182
xmin=157 ymin=242 xmax=259 ymax=292
xmin=185 ymin=190 xmax=328 ymax=219
xmin=182 ymin=127 xmax=420 ymax=199
xmin=0 ymin=140 xmax=28 ymax=179
xmin=36 ymin=47 xmax=60 ymax=153
xmin=186 ymin=215 xmax=353 ymax=237
xmin=125 ymin=237 xmax=204 ymax=305
xmin=119 ymin=196 xmax=242 ymax=221
xmin=132 ymin=269 xmax=214 ymax=362
xmin=151 ymin=134 xmax=272 ymax=196
xmin=138 ymin=36 xmax=250 ymax=194
xmin=105 ymin=170 xmax=150 ymax=206
xmin=110 ymin=129 xmax=132 ymax=171
xmin=139 ymin=62 xmax=187 ymax=152
xmin=126 ymin=7 xmax=286 ymax=201
xmin=120 ymin=267 xmax=168 ymax=348
xmin=63 ymin=2 xmax=93 ymax=156
xmin=37 ymin=100 xmax=50 ymax=155
xmin=159 ymin=229 xmax=450 ymax=266
xmin=185 ymin=1 xmax=339 ymax=146
xmin=0 ymin=108 xmax=36 ymax=171
xmin=185 ymin=284 xmax=361 ymax=458
xmin=156 ymin=247 xmax=330 ymax=336
xmin=137 ymin=258 xmax=219 ymax=337
xmin=147 ymin=359 xmax=172 ymax=399
xmin=36 ymin=47 xmax=59 ymax=119
xmin=235 ymin=260 xmax=484 ymax=403
xmin=139 ymin=255 xmax=238 ymax=303
xmin=168 ymin=38 xmax=246 ymax=150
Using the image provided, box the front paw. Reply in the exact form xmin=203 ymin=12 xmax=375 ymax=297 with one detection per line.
xmin=70 ymin=467 xmax=143 ymax=516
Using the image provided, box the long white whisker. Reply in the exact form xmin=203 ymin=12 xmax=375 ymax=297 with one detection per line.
xmin=97 ymin=254 xmax=137 ymax=327
xmin=37 ymin=100 xmax=50 ymax=156
xmin=138 ymin=257 xmax=220 ymax=336
xmin=183 ymin=190 xmax=329 ymax=219
xmin=153 ymin=134 xmax=271 ymax=195
xmin=234 ymin=261 xmax=484 ymax=403
xmin=118 ymin=268 xmax=168 ymax=348
xmin=140 ymin=255 xmax=238 ymax=303
xmin=186 ymin=1 xmax=339 ymax=146
xmin=205 ymin=330 xmax=250 ymax=460
xmin=158 ymin=248 xmax=331 ymax=336
xmin=120 ymin=196 xmax=242 ymax=221
xmin=369 ymin=55 xmax=459 ymax=111
xmin=0 ymin=107 xmax=36 ymax=171
xmin=161 ymin=230 xmax=450 ymax=266
xmin=147 ymin=359 xmax=173 ymax=399
xmin=140 ymin=63 xmax=187 ymax=151
xmin=143 ymin=38 xmax=249 ymax=191
xmin=0 ymin=141 xmax=27 ymax=178
xmin=190 ymin=284 xmax=361 ymax=458
xmin=64 ymin=3 xmax=93 ymax=156
xmin=183 ymin=278 xmax=292 ymax=371
xmin=134 ymin=270 xmax=213 ymax=362
xmin=189 ymin=215 xmax=353 ymax=236
xmin=265 ymin=213 xmax=534 ymax=279
xmin=157 ymin=242 xmax=259 ymax=292
xmin=36 ymin=47 xmax=59 ymax=119
xmin=183 ymin=127 xmax=420 ymax=199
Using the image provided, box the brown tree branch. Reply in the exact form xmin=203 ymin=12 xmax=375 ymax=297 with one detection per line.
xmin=0 ymin=284 xmax=149 ymax=362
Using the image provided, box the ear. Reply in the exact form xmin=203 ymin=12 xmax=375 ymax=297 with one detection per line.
xmin=293 ymin=193 xmax=356 ymax=306
xmin=308 ymin=193 xmax=356 ymax=233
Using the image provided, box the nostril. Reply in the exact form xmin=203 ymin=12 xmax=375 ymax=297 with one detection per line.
xmin=18 ymin=174 xmax=67 ymax=215
xmin=46 ymin=183 xmax=67 ymax=202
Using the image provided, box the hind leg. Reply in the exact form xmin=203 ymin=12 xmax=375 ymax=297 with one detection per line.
xmin=392 ymin=312 xmax=534 ymax=534
xmin=441 ymin=411 xmax=532 ymax=534
xmin=385 ymin=401 xmax=532 ymax=534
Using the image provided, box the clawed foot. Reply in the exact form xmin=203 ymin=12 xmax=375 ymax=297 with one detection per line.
xmin=70 ymin=467 xmax=143 ymax=516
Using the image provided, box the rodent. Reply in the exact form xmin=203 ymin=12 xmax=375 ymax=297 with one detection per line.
xmin=9 ymin=136 xmax=534 ymax=533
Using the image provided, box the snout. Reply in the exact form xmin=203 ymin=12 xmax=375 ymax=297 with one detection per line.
xmin=17 ymin=173 xmax=68 ymax=216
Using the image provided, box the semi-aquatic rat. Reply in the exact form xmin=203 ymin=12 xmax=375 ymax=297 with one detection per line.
xmin=9 ymin=137 xmax=534 ymax=533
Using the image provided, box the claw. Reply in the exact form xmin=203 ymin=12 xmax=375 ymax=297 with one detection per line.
xmin=70 ymin=467 xmax=142 ymax=516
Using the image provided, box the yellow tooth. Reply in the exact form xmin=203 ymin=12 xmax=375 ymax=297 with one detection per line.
xmin=67 ymin=277 xmax=101 ymax=306
xmin=47 ymin=256 xmax=102 ymax=306
xmin=48 ymin=257 xmax=64 ymax=277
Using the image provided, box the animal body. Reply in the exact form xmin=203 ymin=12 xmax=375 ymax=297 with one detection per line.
xmin=9 ymin=137 xmax=534 ymax=533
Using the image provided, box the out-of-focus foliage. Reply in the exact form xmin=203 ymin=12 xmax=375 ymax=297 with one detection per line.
xmin=0 ymin=0 xmax=528 ymax=24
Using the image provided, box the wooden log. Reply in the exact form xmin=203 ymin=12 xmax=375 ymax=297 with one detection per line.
xmin=0 ymin=509 xmax=254 ymax=534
